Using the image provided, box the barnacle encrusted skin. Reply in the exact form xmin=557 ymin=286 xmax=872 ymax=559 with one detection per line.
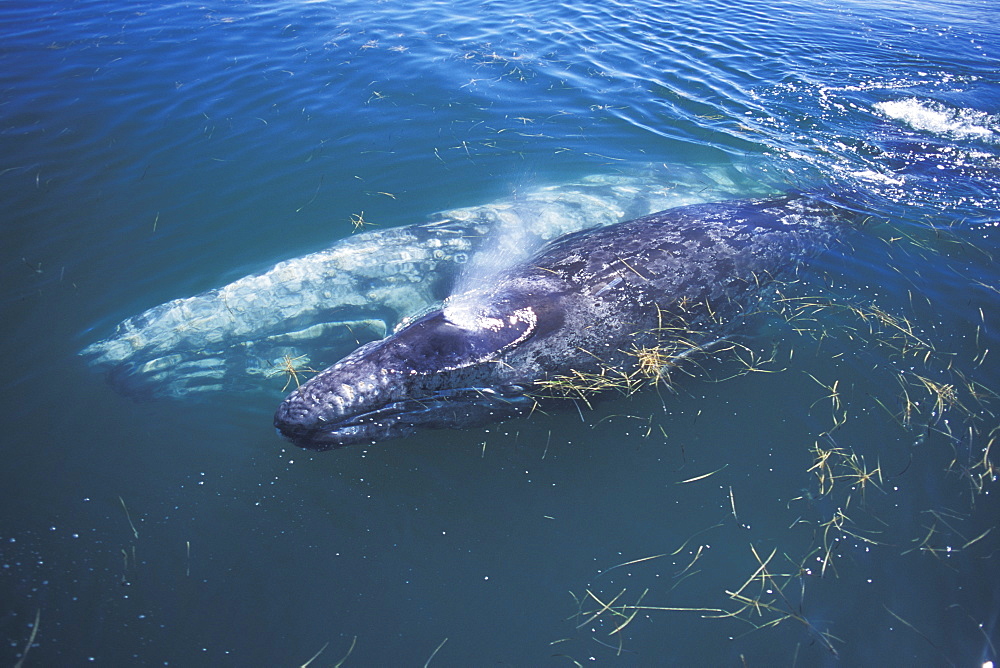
xmin=275 ymin=195 xmax=842 ymax=448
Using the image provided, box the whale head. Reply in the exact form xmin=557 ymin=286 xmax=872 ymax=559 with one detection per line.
xmin=273 ymin=286 xmax=561 ymax=449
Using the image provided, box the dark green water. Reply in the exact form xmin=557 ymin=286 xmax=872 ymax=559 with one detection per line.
xmin=2 ymin=0 xmax=999 ymax=664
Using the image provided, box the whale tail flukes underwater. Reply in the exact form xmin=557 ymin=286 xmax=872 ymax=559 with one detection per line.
xmin=274 ymin=194 xmax=847 ymax=450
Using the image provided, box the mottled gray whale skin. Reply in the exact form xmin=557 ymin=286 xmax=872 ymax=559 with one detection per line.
xmin=80 ymin=168 xmax=766 ymax=399
xmin=274 ymin=195 xmax=842 ymax=450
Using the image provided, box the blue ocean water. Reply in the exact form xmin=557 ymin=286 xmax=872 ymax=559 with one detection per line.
xmin=2 ymin=0 xmax=999 ymax=664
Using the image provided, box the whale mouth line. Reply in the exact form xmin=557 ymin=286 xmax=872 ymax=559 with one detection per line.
xmin=276 ymin=385 xmax=533 ymax=450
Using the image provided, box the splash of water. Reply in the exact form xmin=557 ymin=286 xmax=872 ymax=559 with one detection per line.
xmin=874 ymin=98 xmax=998 ymax=142
xmin=455 ymin=208 xmax=542 ymax=292
xmin=445 ymin=197 xmax=545 ymax=327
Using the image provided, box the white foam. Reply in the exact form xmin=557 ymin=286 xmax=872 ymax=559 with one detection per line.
xmin=875 ymin=98 xmax=998 ymax=141
xmin=849 ymin=169 xmax=904 ymax=185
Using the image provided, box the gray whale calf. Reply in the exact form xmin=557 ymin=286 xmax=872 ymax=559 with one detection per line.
xmin=274 ymin=195 xmax=842 ymax=450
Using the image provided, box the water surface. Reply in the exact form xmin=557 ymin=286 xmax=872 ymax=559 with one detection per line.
xmin=2 ymin=0 xmax=999 ymax=664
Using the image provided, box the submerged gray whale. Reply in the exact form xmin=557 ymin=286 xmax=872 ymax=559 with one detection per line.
xmin=81 ymin=168 xmax=766 ymax=399
xmin=274 ymin=195 xmax=843 ymax=450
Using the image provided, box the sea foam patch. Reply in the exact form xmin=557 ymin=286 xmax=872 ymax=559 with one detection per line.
xmin=875 ymin=98 xmax=998 ymax=141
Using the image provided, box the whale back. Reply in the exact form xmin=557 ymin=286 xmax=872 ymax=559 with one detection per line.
xmin=275 ymin=195 xmax=843 ymax=449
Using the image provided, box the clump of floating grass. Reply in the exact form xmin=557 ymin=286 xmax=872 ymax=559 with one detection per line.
xmin=876 ymin=367 xmax=999 ymax=494
xmin=565 ymin=587 xmax=724 ymax=655
xmin=626 ymin=333 xmax=712 ymax=382
xmin=898 ymin=372 xmax=965 ymax=426
xmin=803 ymin=442 xmax=842 ymax=497
xmin=629 ymin=344 xmax=678 ymax=384
xmin=562 ymin=523 xmax=731 ymax=654
xmin=531 ymin=366 xmax=635 ymax=407
xmin=530 ymin=309 xmax=721 ymax=409
xmin=783 ymin=442 xmax=892 ymax=583
xmin=903 ymin=508 xmax=995 ymax=561
xmin=769 ymin=287 xmax=935 ymax=362
xmin=267 ymin=353 xmax=317 ymax=391
xmin=773 ymin=273 xmax=999 ymax=498
xmin=836 ymin=451 xmax=884 ymax=504
xmin=531 ymin=358 xmax=664 ymax=407
xmin=945 ymin=430 xmax=999 ymax=502
xmin=805 ymin=374 xmax=848 ymax=436
xmin=716 ymin=545 xmax=842 ymax=657
xmin=711 ymin=341 xmax=786 ymax=382
xmin=348 ymin=211 xmax=378 ymax=232
xmin=820 ymin=508 xmax=883 ymax=575
xmin=795 ymin=443 xmax=885 ymax=507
